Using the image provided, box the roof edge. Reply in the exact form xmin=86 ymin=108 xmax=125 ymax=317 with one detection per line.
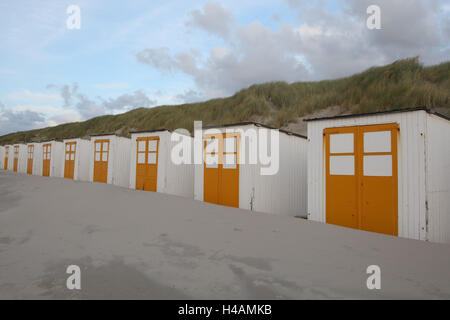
xmin=303 ymin=107 xmax=449 ymax=122
xmin=202 ymin=121 xmax=307 ymax=139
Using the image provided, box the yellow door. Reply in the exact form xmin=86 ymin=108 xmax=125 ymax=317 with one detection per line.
xmin=4 ymin=146 xmax=9 ymax=170
xmin=27 ymin=145 xmax=34 ymax=175
xmin=42 ymin=143 xmax=51 ymax=177
xmin=93 ymin=139 xmax=109 ymax=183
xmin=325 ymin=123 xmax=398 ymax=236
xmin=135 ymin=137 xmax=159 ymax=192
xmin=13 ymin=146 xmax=19 ymax=172
xmin=204 ymin=133 xmax=240 ymax=208
xmin=64 ymin=142 xmax=76 ymax=179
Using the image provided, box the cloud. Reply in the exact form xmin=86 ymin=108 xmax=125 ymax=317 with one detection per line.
xmin=99 ymin=90 xmax=157 ymax=111
xmin=137 ymin=0 xmax=449 ymax=98
xmin=45 ymin=83 xmax=157 ymax=120
xmin=175 ymin=90 xmax=204 ymax=103
xmin=186 ymin=2 xmax=235 ymax=39
xmin=0 ymin=106 xmax=46 ymax=135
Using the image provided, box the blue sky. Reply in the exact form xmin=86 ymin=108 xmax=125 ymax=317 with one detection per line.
xmin=0 ymin=0 xmax=448 ymax=135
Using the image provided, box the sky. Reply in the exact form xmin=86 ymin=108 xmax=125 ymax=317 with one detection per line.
xmin=0 ymin=0 xmax=449 ymax=135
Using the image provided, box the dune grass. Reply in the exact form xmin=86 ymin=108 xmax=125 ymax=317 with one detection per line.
xmin=1 ymin=57 xmax=448 ymax=144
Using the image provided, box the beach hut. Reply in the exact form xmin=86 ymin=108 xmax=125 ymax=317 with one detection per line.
xmin=62 ymin=138 xmax=90 ymax=181
xmin=5 ymin=145 xmax=12 ymax=170
xmin=12 ymin=144 xmax=27 ymax=173
xmin=129 ymin=129 xmax=194 ymax=198
xmin=89 ymin=134 xmax=131 ymax=188
xmin=40 ymin=140 xmax=64 ymax=177
xmin=305 ymin=107 xmax=450 ymax=243
xmin=26 ymin=142 xmax=43 ymax=176
xmin=194 ymin=122 xmax=308 ymax=217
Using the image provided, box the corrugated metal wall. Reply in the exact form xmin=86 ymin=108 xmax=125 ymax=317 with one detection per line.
xmin=425 ymin=114 xmax=450 ymax=243
xmin=307 ymin=110 xmax=430 ymax=241
xmin=194 ymin=124 xmax=308 ymax=217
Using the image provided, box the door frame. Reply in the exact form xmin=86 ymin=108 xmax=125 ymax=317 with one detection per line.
xmin=324 ymin=123 xmax=399 ymax=235
xmin=203 ymin=132 xmax=240 ymax=207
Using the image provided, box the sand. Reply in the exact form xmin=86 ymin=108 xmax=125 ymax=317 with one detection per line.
xmin=0 ymin=171 xmax=449 ymax=299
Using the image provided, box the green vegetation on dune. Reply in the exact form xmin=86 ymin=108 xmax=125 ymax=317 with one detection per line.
xmin=1 ymin=57 xmax=449 ymax=144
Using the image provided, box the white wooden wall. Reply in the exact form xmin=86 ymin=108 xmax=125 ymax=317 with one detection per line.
xmin=49 ymin=141 xmax=65 ymax=178
xmin=113 ymin=136 xmax=131 ymax=188
xmin=31 ymin=143 xmax=43 ymax=176
xmin=16 ymin=144 xmax=27 ymax=173
xmin=0 ymin=146 xmax=4 ymax=170
xmin=425 ymin=114 xmax=450 ymax=243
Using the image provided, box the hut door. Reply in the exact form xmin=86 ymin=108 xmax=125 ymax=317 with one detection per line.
xmin=204 ymin=133 xmax=239 ymax=208
xmin=27 ymin=145 xmax=34 ymax=174
xmin=135 ymin=137 xmax=159 ymax=192
xmin=93 ymin=140 xmax=109 ymax=183
xmin=4 ymin=146 xmax=8 ymax=170
xmin=64 ymin=142 xmax=76 ymax=179
xmin=325 ymin=124 xmax=398 ymax=236
xmin=42 ymin=144 xmax=51 ymax=176
xmin=13 ymin=146 xmax=19 ymax=172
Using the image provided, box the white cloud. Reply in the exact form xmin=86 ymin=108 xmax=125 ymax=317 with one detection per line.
xmin=137 ymin=0 xmax=450 ymax=97
xmin=186 ymin=2 xmax=235 ymax=39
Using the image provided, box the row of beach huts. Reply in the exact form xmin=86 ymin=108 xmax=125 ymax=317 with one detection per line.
xmin=1 ymin=107 xmax=449 ymax=243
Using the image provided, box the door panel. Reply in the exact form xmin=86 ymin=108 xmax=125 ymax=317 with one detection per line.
xmin=42 ymin=144 xmax=51 ymax=177
xmin=135 ymin=137 xmax=159 ymax=192
xmin=13 ymin=146 xmax=19 ymax=172
xmin=93 ymin=140 xmax=109 ymax=183
xmin=27 ymin=145 xmax=34 ymax=174
xmin=325 ymin=124 xmax=398 ymax=236
xmin=4 ymin=146 xmax=8 ymax=170
xmin=204 ymin=136 xmax=220 ymax=204
xmin=64 ymin=142 xmax=76 ymax=179
xmin=325 ymin=128 xmax=358 ymax=229
xmin=203 ymin=133 xmax=239 ymax=208
xmin=359 ymin=125 xmax=398 ymax=236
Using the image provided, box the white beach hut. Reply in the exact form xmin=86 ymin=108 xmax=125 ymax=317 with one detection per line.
xmin=194 ymin=122 xmax=308 ymax=217
xmin=305 ymin=107 xmax=450 ymax=243
xmin=40 ymin=140 xmax=65 ymax=178
xmin=89 ymin=134 xmax=131 ymax=188
xmin=129 ymin=129 xmax=194 ymax=198
xmin=62 ymin=138 xmax=90 ymax=181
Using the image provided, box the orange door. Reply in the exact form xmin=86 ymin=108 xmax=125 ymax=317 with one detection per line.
xmin=13 ymin=146 xmax=19 ymax=172
xmin=204 ymin=133 xmax=239 ymax=208
xmin=27 ymin=145 xmax=34 ymax=174
xmin=64 ymin=142 xmax=76 ymax=179
xmin=93 ymin=139 xmax=109 ymax=183
xmin=4 ymin=146 xmax=9 ymax=170
xmin=42 ymin=143 xmax=51 ymax=177
xmin=135 ymin=137 xmax=159 ymax=192
xmin=325 ymin=123 xmax=398 ymax=236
